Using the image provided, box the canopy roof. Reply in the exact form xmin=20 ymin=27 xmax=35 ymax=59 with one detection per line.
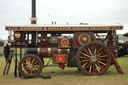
xmin=5 ymin=24 xmax=123 ymax=31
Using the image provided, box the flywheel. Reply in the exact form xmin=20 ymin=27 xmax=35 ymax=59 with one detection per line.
xmin=73 ymin=32 xmax=95 ymax=48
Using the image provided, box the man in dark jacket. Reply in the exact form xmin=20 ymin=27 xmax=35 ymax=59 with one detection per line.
xmin=4 ymin=36 xmax=11 ymax=62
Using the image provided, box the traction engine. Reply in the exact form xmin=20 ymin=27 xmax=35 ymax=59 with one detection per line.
xmin=5 ymin=26 xmax=124 ymax=78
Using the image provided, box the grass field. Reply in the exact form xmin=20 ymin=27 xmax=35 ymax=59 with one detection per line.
xmin=0 ymin=46 xmax=4 ymax=54
xmin=0 ymin=56 xmax=128 ymax=85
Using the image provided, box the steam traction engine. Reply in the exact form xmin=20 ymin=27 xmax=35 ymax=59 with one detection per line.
xmin=5 ymin=24 xmax=123 ymax=77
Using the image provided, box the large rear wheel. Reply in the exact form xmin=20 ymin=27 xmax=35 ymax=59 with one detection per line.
xmin=76 ymin=42 xmax=111 ymax=75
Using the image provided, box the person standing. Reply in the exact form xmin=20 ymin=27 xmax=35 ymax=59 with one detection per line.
xmin=4 ymin=36 xmax=11 ymax=62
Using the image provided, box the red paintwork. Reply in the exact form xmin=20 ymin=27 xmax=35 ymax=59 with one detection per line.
xmin=56 ymin=55 xmax=65 ymax=63
xmin=62 ymin=40 xmax=68 ymax=46
xmin=39 ymin=43 xmax=48 ymax=56
xmin=59 ymin=63 xmax=65 ymax=69
xmin=58 ymin=38 xmax=71 ymax=48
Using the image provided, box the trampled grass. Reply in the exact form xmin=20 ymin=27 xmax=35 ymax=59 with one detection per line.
xmin=0 ymin=56 xmax=128 ymax=85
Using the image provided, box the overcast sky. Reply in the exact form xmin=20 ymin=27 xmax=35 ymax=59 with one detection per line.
xmin=0 ymin=0 xmax=128 ymax=39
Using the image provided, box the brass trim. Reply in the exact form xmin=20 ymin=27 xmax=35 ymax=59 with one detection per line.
xmin=78 ymin=33 xmax=91 ymax=45
xmin=14 ymin=32 xmax=21 ymax=39
xmin=67 ymin=49 xmax=70 ymax=54
xmin=58 ymin=46 xmax=71 ymax=48
xmin=60 ymin=38 xmax=69 ymax=47
xmin=48 ymin=48 xmax=51 ymax=57
xmin=58 ymin=49 xmax=61 ymax=54
xmin=51 ymin=37 xmax=58 ymax=43
xmin=37 ymin=48 xmax=40 ymax=55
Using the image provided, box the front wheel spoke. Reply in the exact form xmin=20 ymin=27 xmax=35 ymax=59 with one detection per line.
xmin=23 ymin=63 xmax=28 ymax=66
xmin=31 ymin=67 xmax=35 ymax=71
xmin=23 ymin=67 xmax=29 ymax=71
xmin=34 ymin=65 xmax=40 ymax=69
xmin=25 ymin=60 xmax=31 ymax=64
xmin=31 ymin=58 xmax=36 ymax=64
xmin=23 ymin=65 xmax=28 ymax=68
xmin=33 ymin=66 xmax=38 ymax=71
xmin=30 ymin=70 xmax=33 ymax=74
xmin=33 ymin=60 xmax=39 ymax=65
xmin=98 ymin=61 xmax=106 ymax=66
xmin=26 ymin=58 xmax=31 ymax=62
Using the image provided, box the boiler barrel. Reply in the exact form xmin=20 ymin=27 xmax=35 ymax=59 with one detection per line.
xmin=38 ymin=48 xmax=70 ymax=57
xmin=26 ymin=47 xmax=70 ymax=57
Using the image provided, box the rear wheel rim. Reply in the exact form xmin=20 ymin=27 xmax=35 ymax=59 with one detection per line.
xmin=77 ymin=42 xmax=111 ymax=75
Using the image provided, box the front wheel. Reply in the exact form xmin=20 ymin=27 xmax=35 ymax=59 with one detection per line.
xmin=19 ymin=54 xmax=43 ymax=78
xmin=76 ymin=42 xmax=111 ymax=75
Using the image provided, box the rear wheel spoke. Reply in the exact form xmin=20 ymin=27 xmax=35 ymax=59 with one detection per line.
xmin=94 ymin=46 xmax=97 ymax=55
xmin=92 ymin=45 xmax=94 ymax=54
xmin=95 ymin=63 xmax=100 ymax=72
xmin=81 ymin=53 xmax=90 ymax=57
xmin=97 ymin=47 xmax=102 ymax=54
xmin=81 ymin=59 xmax=90 ymax=62
xmin=89 ymin=64 xmax=92 ymax=72
xmin=99 ymin=55 xmax=107 ymax=58
xmin=82 ymin=62 xmax=88 ymax=68
xmin=98 ymin=61 xmax=106 ymax=66
xmin=97 ymin=51 xmax=103 ymax=57
xmin=80 ymin=56 xmax=88 ymax=59
xmin=88 ymin=47 xmax=92 ymax=56
xmin=92 ymin=63 xmax=95 ymax=72
xmin=84 ymin=48 xmax=90 ymax=56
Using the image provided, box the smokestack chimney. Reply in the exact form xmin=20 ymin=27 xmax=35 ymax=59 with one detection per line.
xmin=30 ymin=0 xmax=37 ymax=24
